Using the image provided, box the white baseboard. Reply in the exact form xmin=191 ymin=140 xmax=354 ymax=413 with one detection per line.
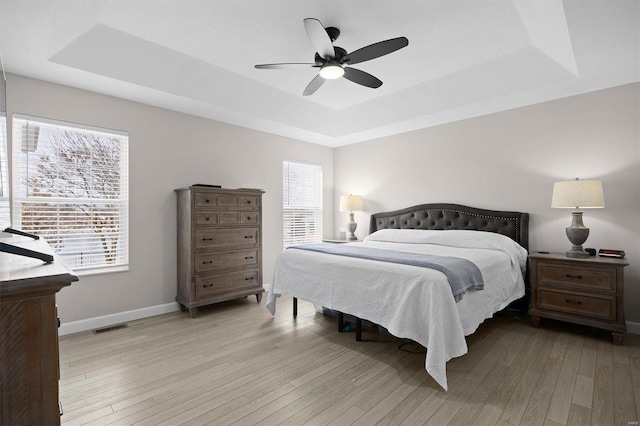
xmin=627 ymin=320 xmax=640 ymax=336
xmin=58 ymin=302 xmax=181 ymax=336
xmin=58 ymin=302 xmax=640 ymax=337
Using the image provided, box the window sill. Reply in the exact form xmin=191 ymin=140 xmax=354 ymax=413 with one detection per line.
xmin=76 ymin=265 xmax=130 ymax=277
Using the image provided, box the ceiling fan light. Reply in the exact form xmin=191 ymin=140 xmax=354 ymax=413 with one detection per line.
xmin=319 ymin=64 xmax=344 ymax=79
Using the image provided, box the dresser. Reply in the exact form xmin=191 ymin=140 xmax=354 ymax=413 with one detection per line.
xmin=528 ymin=252 xmax=628 ymax=344
xmin=1 ymin=237 xmax=78 ymax=425
xmin=175 ymin=187 xmax=265 ymax=317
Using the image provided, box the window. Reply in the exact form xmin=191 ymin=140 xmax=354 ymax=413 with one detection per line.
xmin=283 ymin=161 xmax=322 ymax=247
xmin=0 ymin=111 xmax=8 ymax=228
xmin=12 ymin=115 xmax=129 ymax=273
xmin=0 ymin=71 xmax=8 ymax=228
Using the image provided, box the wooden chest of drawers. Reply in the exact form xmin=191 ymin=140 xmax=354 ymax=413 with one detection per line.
xmin=175 ymin=187 xmax=265 ymax=317
xmin=1 ymin=238 xmax=78 ymax=425
xmin=528 ymin=252 xmax=629 ymax=344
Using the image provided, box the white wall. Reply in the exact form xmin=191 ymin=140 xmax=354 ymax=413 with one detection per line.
xmin=6 ymin=74 xmax=334 ymax=324
xmin=333 ymin=83 xmax=640 ymax=323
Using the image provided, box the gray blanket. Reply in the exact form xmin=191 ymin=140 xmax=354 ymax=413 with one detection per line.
xmin=289 ymin=243 xmax=484 ymax=302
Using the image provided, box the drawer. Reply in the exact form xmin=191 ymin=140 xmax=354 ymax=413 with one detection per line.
xmin=195 ymin=270 xmax=260 ymax=298
xmin=537 ymin=288 xmax=615 ymax=320
xmin=218 ymin=195 xmax=260 ymax=209
xmin=195 ymin=228 xmax=259 ymax=249
xmin=195 ymin=193 xmax=260 ymax=209
xmin=195 ymin=192 xmax=218 ymax=208
xmin=196 ymin=249 xmax=259 ymax=273
xmin=219 ymin=212 xmax=260 ymax=225
xmin=195 ymin=212 xmax=260 ymax=226
xmin=536 ymin=263 xmax=616 ymax=292
xmin=195 ymin=212 xmax=219 ymax=225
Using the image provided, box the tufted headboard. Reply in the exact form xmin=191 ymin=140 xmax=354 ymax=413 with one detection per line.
xmin=369 ymin=203 xmax=529 ymax=251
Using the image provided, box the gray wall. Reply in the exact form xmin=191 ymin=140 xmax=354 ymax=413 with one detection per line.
xmin=333 ymin=83 xmax=640 ymax=323
xmin=6 ymin=73 xmax=334 ymax=324
xmin=7 ymin=73 xmax=639 ymax=328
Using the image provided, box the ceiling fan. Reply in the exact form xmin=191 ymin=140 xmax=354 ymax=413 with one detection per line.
xmin=255 ymin=18 xmax=409 ymax=96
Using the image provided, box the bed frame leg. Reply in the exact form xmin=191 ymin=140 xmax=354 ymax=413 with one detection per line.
xmin=355 ymin=318 xmax=362 ymax=341
xmin=293 ymin=297 xmax=297 ymax=317
xmin=338 ymin=312 xmax=344 ymax=332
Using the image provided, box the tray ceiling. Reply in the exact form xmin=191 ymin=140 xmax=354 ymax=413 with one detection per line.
xmin=1 ymin=0 xmax=638 ymax=147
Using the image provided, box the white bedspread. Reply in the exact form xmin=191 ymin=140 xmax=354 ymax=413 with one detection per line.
xmin=266 ymin=229 xmax=527 ymax=391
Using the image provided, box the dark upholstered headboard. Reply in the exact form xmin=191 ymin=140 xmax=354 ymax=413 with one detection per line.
xmin=369 ymin=203 xmax=529 ymax=251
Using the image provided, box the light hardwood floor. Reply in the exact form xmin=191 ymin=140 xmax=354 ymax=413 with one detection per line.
xmin=59 ymin=296 xmax=640 ymax=426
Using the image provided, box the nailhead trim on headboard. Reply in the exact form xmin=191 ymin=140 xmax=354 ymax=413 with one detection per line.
xmin=369 ymin=204 xmax=529 ymax=251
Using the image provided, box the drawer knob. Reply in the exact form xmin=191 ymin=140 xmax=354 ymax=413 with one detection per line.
xmin=205 ymin=217 xmax=210 ymax=221
xmin=566 ymin=274 xmax=582 ymax=279
xmin=244 ymin=235 xmax=254 ymax=239
xmin=245 ymin=277 xmax=254 ymax=281
xmin=565 ymin=299 xmax=582 ymax=305
xmin=202 ymin=260 xmax=213 ymax=264
xmin=247 ymin=216 xmax=252 ymax=220
xmin=202 ymin=237 xmax=213 ymax=241
xmin=245 ymin=256 xmax=254 ymax=260
xmin=246 ymin=200 xmax=252 ymax=204
xmin=205 ymin=199 xmax=211 ymax=203
xmin=203 ymin=283 xmax=213 ymax=288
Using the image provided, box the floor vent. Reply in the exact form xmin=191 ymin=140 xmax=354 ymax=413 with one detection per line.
xmin=93 ymin=324 xmax=129 ymax=334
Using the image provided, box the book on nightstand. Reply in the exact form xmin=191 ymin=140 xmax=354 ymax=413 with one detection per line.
xmin=598 ymin=249 xmax=625 ymax=258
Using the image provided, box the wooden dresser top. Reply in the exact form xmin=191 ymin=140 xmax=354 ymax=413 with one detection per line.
xmin=0 ymin=236 xmax=78 ymax=287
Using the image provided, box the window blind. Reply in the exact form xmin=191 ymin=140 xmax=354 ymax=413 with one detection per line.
xmin=0 ymin=114 xmax=8 ymax=228
xmin=283 ymin=161 xmax=322 ymax=247
xmin=12 ymin=115 xmax=129 ymax=272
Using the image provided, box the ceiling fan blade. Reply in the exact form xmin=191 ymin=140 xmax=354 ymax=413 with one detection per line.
xmin=343 ymin=67 xmax=383 ymax=88
xmin=343 ymin=37 xmax=409 ymax=65
xmin=303 ymin=74 xmax=326 ymax=96
xmin=303 ymin=18 xmax=335 ymax=59
xmin=255 ymin=63 xmax=316 ymax=69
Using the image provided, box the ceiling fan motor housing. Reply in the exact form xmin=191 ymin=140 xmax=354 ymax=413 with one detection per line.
xmin=325 ymin=26 xmax=340 ymax=42
xmin=315 ymin=47 xmax=347 ymax=65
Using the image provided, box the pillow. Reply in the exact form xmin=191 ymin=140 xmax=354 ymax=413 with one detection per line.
xmin=364 ymin=229 xmax=443 ymax=244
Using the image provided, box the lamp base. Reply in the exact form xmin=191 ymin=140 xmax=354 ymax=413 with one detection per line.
xmin=347 ymin=213 xmax=357 ymax=240
xmin=565 ymin=211 xmax=590 ymax=258
xmin=566 ymin=248 xmax=590 ymax=258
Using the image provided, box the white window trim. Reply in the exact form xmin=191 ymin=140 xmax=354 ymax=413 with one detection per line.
xmin=11 ymin=113 xmax=129 ymax=273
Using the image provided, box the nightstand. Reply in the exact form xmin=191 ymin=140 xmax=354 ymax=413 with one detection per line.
xmin=528 ymin=252 xmax=629 ymax=344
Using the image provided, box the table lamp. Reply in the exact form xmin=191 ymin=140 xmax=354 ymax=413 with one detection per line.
xmin=551 ymin=178 xmax=604 ymax=258
xmin=339 ymin=194 xmax=363 ymax=240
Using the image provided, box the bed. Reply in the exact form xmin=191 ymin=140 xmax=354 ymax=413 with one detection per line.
xmin=266 ymin=203 xmax=529 ymax=390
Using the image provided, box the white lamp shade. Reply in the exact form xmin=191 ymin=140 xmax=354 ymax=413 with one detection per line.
xmin=551 ymin=179 xmax=605 ymax=209
xmin=339 ymin=194 xmax=363 ymax=212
